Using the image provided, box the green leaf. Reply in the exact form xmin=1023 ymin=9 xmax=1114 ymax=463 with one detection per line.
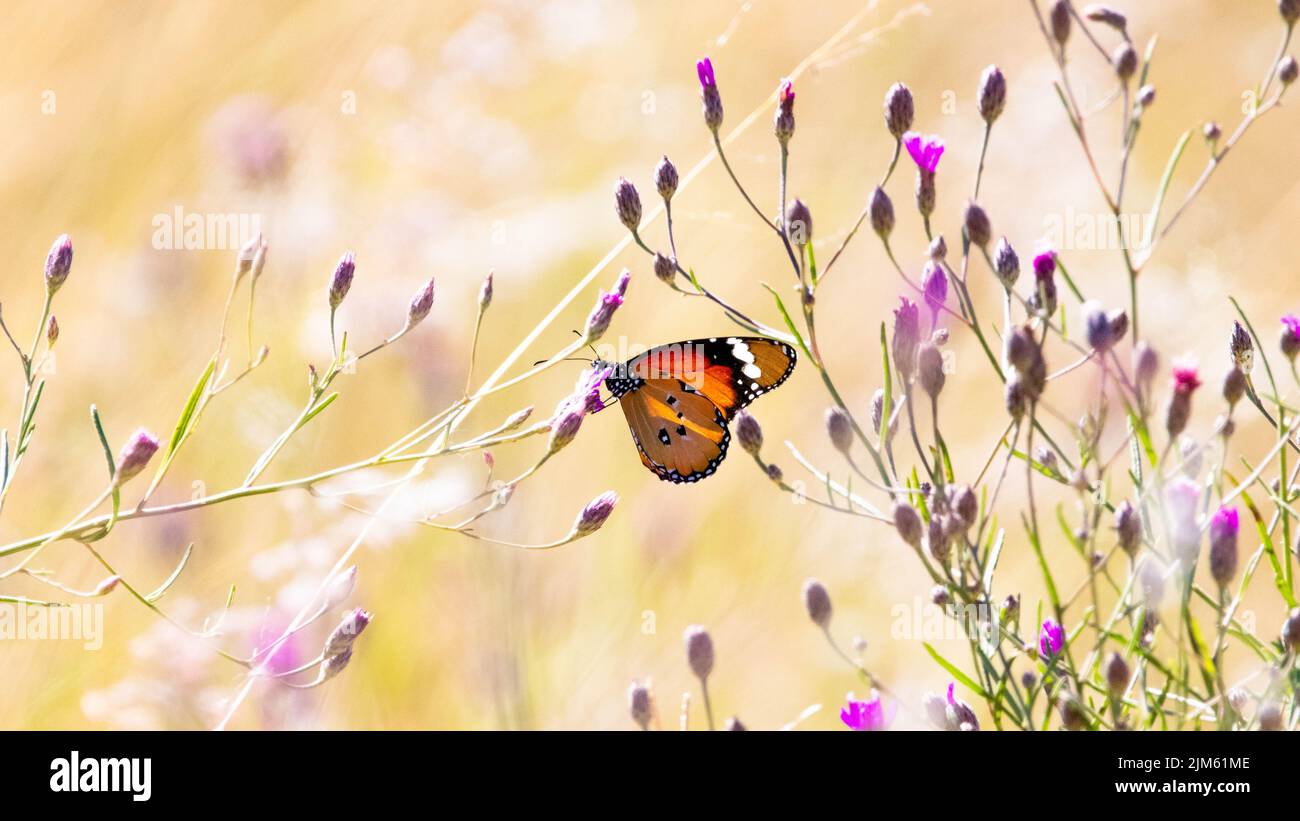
xmin=1023 ymin=514 xmax=1061 ymax=611
xmin=167 ymin=356 xmax=217 ymax=456
xmin=1146 ymin=129 xmax=1191 ymax=240
xmin=90 ymin=405 xmax=115 ymax=479
xmin=146 ymin=543 xmax=195 ymax=602
xmin=760 ymin=283 xmax=811 ymax=361
xmin=878 ymin=323 xmax=893 ymax=448
xmin=302 ymin=392 xmax=340 ymax=426
xmin=982 ymin=529 xmax=1005 ymax=594
xmin=923 ymin=642 xmax=991 ymax=700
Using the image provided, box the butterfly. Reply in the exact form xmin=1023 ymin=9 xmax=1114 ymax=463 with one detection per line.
xmin=593 ymin=337 xmax=796 ymax=483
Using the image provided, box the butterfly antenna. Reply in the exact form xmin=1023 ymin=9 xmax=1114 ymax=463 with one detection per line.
xmin=567 ymin=328 xmax=601 ymax=361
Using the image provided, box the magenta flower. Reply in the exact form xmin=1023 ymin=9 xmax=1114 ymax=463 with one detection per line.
xmin=902 ymin=132 xmax=945 ymax=173
xmin=779 ymin=78 xmax=794 ymax=109
xmin=840 ymin=694 xmax=890 ymax=731
xmin=1032 ymin=250 xmax=1057 ymax=279
xmin=696 ymin=57 xmax=716 ymax=88
xmin=1171 ymin=359 xmax=1201 ymax=393
xmin=1039 ymin=619 xmax=1064 ymax=656
xmin=1283 ymin=315 xmax=1300 ymax=338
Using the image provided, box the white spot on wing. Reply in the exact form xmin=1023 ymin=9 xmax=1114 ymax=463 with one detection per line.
xmin=742 ymin=362 xmax=761 ymax=379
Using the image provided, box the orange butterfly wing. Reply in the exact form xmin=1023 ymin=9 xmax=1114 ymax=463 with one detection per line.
xmin=617 ymin=379 xmax=730 ymax=483
xmin=625 ymin=337 xmax=796 ymax=420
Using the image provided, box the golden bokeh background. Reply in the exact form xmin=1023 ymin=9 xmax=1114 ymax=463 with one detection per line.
xmin=1 ymin=0 xmax=1296 ymax=729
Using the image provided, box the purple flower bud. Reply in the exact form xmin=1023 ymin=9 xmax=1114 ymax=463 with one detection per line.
xmin=1105 ymin=652 xmax=1131 ymax=696
xmin=1223 ymin=366 xmax=1247 ymax=408
xmin=46 ymin=315 xmax=59 ymax=348
xmin=1112 ymin=42 xmax=1138 ymax=82
xmin=1282 ymin=0 xmax=1300 ymax=25
xmin=785 ymin=199 xmax=812 ymax=246
xmin=653 ymin=252 xmax=676 ymax=285
xmin=928 ymin=235 xmax=948 ymax=262
xmin=406 ymin=277 xmax=435 ymax=327
xmin=993 ymin=236 xmax=1019 ymax=288
xmin=1137 ymin=84 xmax=1156 ymax=108
xmin=918 ymin=342 xmax=946 ymax=399
xmin=869 ymin=186 xmax=894 ymax=238
xmin=927 ymin=515 xmax=950 ymax=562
xmin=922 ymin=262 xmax=947 ymax=325
xmin=1281 ymin=607 xmax=1300 ymax=652
xmin=574 ymin=491 xmax=618 ymax=536
xmin=328 ymin=251 xmax=355 ymax=310
xmin=1085 ymin=4 xmax=1128 ymax=31
xmin=628 ymin=680 xmax=653 ymax=729
xmin=963 ymin=201 xmax=992 ymax=249
xmin=324 ymin=607 xmax=372 ymax=658
xmin=583 ymin=269 xmax=629 ymax=342
xmin=1115 ymin=500 xmax=1141 ymax=555
xmin=614 ymin=177 xmax=642 ymax=233
xmin=765 ymin=463 xmax=784 ymax=483
xmin=883 ymin=82 xmax=914 ymax=138
xmin=321 ymin=647 xmax=353 ymax=680
xmin=697 ymin=57 xmax=724 ymax=132
xmin=1204 ymin=121 xmax=1222 ymax=144
xmin=1209 ymin=505 xmax=1240 ymax=586
xmin=478 ymin=271 xmax=494 ymax=312
xmin=803 ymin=578 xmax=833 ymax=628
xmin=1133 ymin=341 xmax=1159 ymax=390
xmin=114 ymin=428 xmax=160 ymax=484
xmin=1058 ymin=693 xmax=1088 ymax=730
xmin=1229 ymin=321 xmax=1254 ymax=374
xmin=684 ymin=624 xmax=714 ymax=680
xmin=892 ymin=501 xmax=923 ymax=547
xmin=44 ymin=234 xmax=73 ymax=294
xmin=774 ymin=78 xmax=795 ymax=145
xmin=1039 ymin=619 xmax=1064 ymax=657
xmin=1050 ymin=0 xmax=1071 ymax=44
xmin=654 ymin=155 xmax=679 ymax=201
xmin=946 ymin=683 xmax=980 ymax=731
xmin=1165 ymin=477 xmax=1202 ymax=559
xmin=1083 ymin=301 xmax=1126 ymax=353
xmin=548 ymin=406 xmax=584 ymax=454
xmin=977 ymin=65 xmax=1006 ymax=124
xmin=1278 ymin=55 xmax=1298 ymax=86
xmin=892 ymin=297 xmax=921 ymax=379
xmin=915 ymin=170 xmax=935 ymax=217
xmin=734 ymin=409 xmax=763 ymax=456
xmin=952 ymin=484 xmax=978 ymax=529
xmin=824 ymin=407 xmax=853 ymax=454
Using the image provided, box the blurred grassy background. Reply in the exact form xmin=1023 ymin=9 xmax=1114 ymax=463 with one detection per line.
xmin=0 ymin=0 xmax=1296 ymax=729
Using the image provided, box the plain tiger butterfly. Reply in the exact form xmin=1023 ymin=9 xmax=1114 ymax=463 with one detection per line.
xmin=593 ymin=336 xmax=797 ymax=483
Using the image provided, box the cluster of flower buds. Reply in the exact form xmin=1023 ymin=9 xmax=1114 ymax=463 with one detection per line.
xmin=1082 ymin=301 xmax=1129 ymax=353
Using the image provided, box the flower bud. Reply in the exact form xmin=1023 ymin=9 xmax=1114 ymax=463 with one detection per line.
xmin=1281 ymin=315 xmax=1300 ymax=361
xmin=952 ymin=484 xmax=978 ymax=529
xmin=946 ymin=683 xmax=979 ymax=731
xmin=1208 ymin=505 xmax=1240 ymax=587
xmin=629 ymin=680 xmax=653 ymax=729
xmin=1085 ymin=4 xmax=1128 ymax=31
xmin=892 ymin=297 xmax=921 ymax=380
xmin=1058 ymin=693 xmax=1088 ymax=730
xmin=963 ymin=201 xmax=991 ymax=249
xmin=114 ymin=428 xmax=160 ymax=485
xmin=1203 ymin=121 xmax=1222 ymax=146
xmin=922 ymin=262 xmax=947 ymax=323
xmin=931 ymin=585 xmax=950 ymax=607
xmin=93 ymin=575 xmax=121 ymax=596
xmin=321 ymin=648 xmax=353 ymax=680
xmin=927 ymin=516 xmax=951 ymax=563
xmin=1279 ymin=55 xmax=1298 ymax=87
xmin=324 ymin=607 xmax=372 ymax=658
xmin=1049 ymin=0 xmax=1071 ymax=45
xmin=869 ymin=186 xmax=894 ymax=238
xmin=1001 ymin=594 xmax=1021 ymax=623
xmin=1230 ymin=320 xmax=1254 ymax=374
xmin=765 ymin=463 xmax=784 ymax=483
xmin=824 ymin=407 xmax=853 ymax=454
xmin=653 ymin=253 xmax=676 ymax=286
xmin=1282 ymin=0 xmax=1300 ymax=24
xmin=583 ymin=270 xmax=629 ymax=342
xmin=1281 ymin=607 xmax=1300 ymax=652
xmin=915 ymin=170 xmax=936 ymax=218
xmin=1103 ymin=652 xmax=1130 ymax=698
xmin=785 ymin=199 xmax=812 ymax=246
xmin=1133 ymin=341 xmax=1159 ymax=392
xmin=917 ymin=343 xmax=945 ymax=399
xmin=923 ymin=691 xmax=951 ymax=730
xmin=774 ymin=78 xmax=795 ymax=145
xmin=406 ymin=277 xmax=435 ymax=327
xmin=1115 ymin=500 xmax=1141 ymax=555
xmin=697 ymin=57 xmax=723 ymax=132
xmin=892 ymin=501 xmax=923 ymax=547
xmin=548 ymin=407 xmax=583 ymax=454
xmin=574 ymin=491 xmax=618 ymax=536
xmin=328 ymin=251 xmax=355 ymax=310
xmin=654 ymin=155 xmax=679 ymax=201
xmin=44 ymin=234 xmax=73 ymax=295
xmin=883 ymin=82 xmax=914 ymax=138
xmin=478 ymin=271 xmax=494 ymax=312
xmin=735 ymin=409 xmax=763 ymax=457
xmin=1005 ymin=376 xmax=1027 ymax=420
xmin=993 ymin=236 xmax=1019 ymax=288
xmin=928 ymin=234 xmax=948 ymax=262
xmin=1113 ymin=42 xmax=1138 ymax=82
xmin=1137 ymin=84 xmax=1156 ymax=108
xmin=684 ymin=625 xmax=714 ymax=680
xmin=977 ymin=65 xmax=1006 ymax=124
xmin=614 ymin=177 xmax=642 ymax=233
xmin=1260 ymin=702 xmax=1284 ymax=731
xmin=46 ymin=315 xmax=59 ymax=348
xmin=803 ymin=578 xmax=832 ymax=629
xmin=1223 ymin=366 xmax=1247 ymax=408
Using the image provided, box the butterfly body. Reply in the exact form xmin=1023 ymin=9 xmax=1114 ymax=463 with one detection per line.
xmin=596 ymin=336 xmax=796 ymax=483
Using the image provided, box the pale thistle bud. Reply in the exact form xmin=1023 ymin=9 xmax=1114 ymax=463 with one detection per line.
xmin=993 ymin=236 xmax=1019 ymax=288
xmin=892 ymin=501 xmax=923 ymax=547
xmin=1133 ymin=341 xmax=1159 ymax=393
xmin=1230 ymin=321 xmax=1254 ymax=374
xmin=825 ymin=407 xmax=853 ymax=454
xmin=548 ymin=407 xmax=583 ymax=454
xmin=802 ymin=578 xmax=832 ymax=629
xmin=114 ymin=428 xmax=160 ymax=485
xmin=406 ymin=277 xmax=435 ymax=328
xmin=922 ymin=692 xmax=950 ymax=730
xmin=321 ymin=648 xmax=353 ymax=680
xmin=917 ymin=343 xmax=945 ymax=399
xmin=684 ymin=625 xmax=714 ymax=680
xmin=328 ymin=251 xmax=355 ymax=310
xmin=736 ymin=409 xmax=763 ymax=456
xmin=653 ymin=253 xmax=676 ymax=285
xmin=1137 ymin=84 xmax=1156 ymax=108
xmin=654 ymin=155 xmax=679 ymax=201
xmin=44 ymin=234 xmax=73 ymax=295
xmin=574 ymin=491 xmax=618 ymax=537
xmin=869 ymin=186 xmax=894 ymax=238
xmin=1281 ymin=607 xmax=1300 ymax=652
xmin=952 ymin=485 xmax=978 ymax=529
xmin=883 ymin=82 xmax=914 ymax=138
xmin=977 ymin=65 xmax=1006 ymax=124
xmin=324 ymin=607 xmax=372 ymax=658
xmin=614 ymin=177 xmax=642 ymax=233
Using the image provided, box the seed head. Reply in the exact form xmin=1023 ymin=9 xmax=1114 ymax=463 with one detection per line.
xmin=884 ymin=82 xmax=914 ymax=138
xmin=654 ymin=155 xmax=679 ymax=201
xmin=614 ymin=177 xmax=642 ymax=233
xmin=977 ymin=65 xmax=1006 ymax=124
xmin=802 ymin=578 xmax=833 ymax=629
xmin=869 ymin=186 xmax=894 ymax=238
xmin=736 ymin=409 xmax=763 ymax=456
xmin=824 ymin=407 xmax=853 ymax=454
xmin=574 ymin=491 xmax=618 ymax=536
xmin=328 ymin=251 xmax=355 ymax=310
xmin=684 ymin=625 xmax=714 ymax=680
xmin=44 ymin=234 xmax=73 ymax=295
